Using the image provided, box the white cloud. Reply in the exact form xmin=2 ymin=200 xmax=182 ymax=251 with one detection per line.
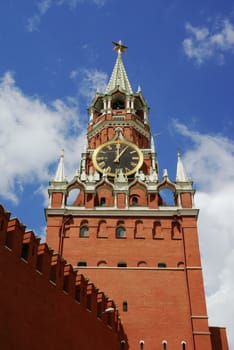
xmin=0 ymin=71 xmax=86 ymax=203
xmin=70 ymin=68 xmax=108 ymax=99
xmin=26 ymin=0 xmax=107 ymax=32
xmin=175 ymin=121 xmax=234 ymax=347
xmin=183 ymin=18 xmax=234 ymax=65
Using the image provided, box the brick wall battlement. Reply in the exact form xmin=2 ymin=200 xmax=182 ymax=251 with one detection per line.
xmin=0 ymin=204 xmax=126 ymax=350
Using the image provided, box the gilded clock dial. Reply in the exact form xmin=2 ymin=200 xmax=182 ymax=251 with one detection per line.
xmin=92 ymin=140 xmax=143 ymax=177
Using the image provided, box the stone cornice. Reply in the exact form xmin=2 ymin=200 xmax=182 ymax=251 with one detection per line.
xmin=45 ymin=207 xmax=199 ymax=217
xmin=88 ymin=118 xmax=150 ymax=139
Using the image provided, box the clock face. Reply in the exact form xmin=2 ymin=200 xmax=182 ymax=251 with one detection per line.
xmin=92 ymin=140 xmax=143 ymax=177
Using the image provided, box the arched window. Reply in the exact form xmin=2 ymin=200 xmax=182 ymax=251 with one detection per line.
xmin=120 ymin=340 xmax=126 ymax=350
xmin=181 ymin=341 xmax=186 ymax=350
xmin=162 ymin=340 xmax=167 ymax=350
xmin=139 ymin=340 xmax=144 ymax=349
xmin=132 ymin=196 xmax=138 ymax=206
xmin=123 ymin=301 xmax=128 ymax=312
xmin=80 ymin=225 xmax=89 ymax=238
xmin=159 ymin=188 xmax=175 ymax=206
xmin=66 ymin=188 xmax=80 ymax=205
xmin=77 ymin=261 xmax=87 ymax=267
xmin=116 ymin=226 xmax=126 ymax=238
xmin=158 ymin=262 xmax=167 ymax=268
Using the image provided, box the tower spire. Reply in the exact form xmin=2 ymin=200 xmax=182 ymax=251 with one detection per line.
xmin=54 ymin=149 xmax=66 ymax=182
xmin=105 ymin=40 xmax=133 ymax=94
xmin=176 ymin=151 xmax=188 ymax=182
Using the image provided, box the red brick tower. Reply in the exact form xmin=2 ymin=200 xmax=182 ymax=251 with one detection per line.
xmin=46 ymin=41 xmax=228 ymax=350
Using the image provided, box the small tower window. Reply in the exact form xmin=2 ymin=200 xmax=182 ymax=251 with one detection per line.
xmin=80 ymin=226 xmax=89 ymax=238
xmin=100 ymin=197 xmax=106 ymax=206
xmin=158 ymin=262 xmax=167 ymax=268
xmin=162 ymin=340 xmax=167 ymax=350
xmin=120 ymin=340 xmax=126 ymax=350
xmin=181 ymin=341 xmax=186 ymax=350
xmin=132 ymin=196 xmax=138 ymax=206
xmin=117 ymin=261 xmax=127 ymax=268
xmin=113 ymin=100 xmax=125 ymax=109
xmin=116 ymin=226 xmax=126 ymax=238
xmin=77 ymin=261 xmax=87 ymax=267
xmin=123 ymin=301 xmax=128 ymax=312
xmin=139 ymin=340 xmax=144 ymax=349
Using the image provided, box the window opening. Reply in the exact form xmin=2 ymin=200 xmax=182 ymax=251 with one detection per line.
xmin=66 ymin=188 xmax=80 ymax=205
xmin=77 ymin=261 xmax=87 ymax=267
xmin=120 ymin=340 xmax=126 ymax=350
xmin=100 ymin=197 xmax=106 ymax=206
xmin=116 ymin=226 xmax=126 ymax=238
xmin=159 ymin=188 xmax=175 ymax=206
xmin=162 ymin=341 xmax=167 ymax=350
xmin=139 ymin=340 xmax=144 ymax=349
xmin=181 ymin=341 xmax=186 ymax=350
xmin=117 ymin=261 xmax=127 ymax=268
xmin=158 ymin=262 xmax=167 ymax=268
xmin=80 ymin=226 xmax=89 ymax=238
xmin=123 ymin=301 xmax=128 ymax=312
xmin=132 ymin=196 xmax=138 ymax=206
xmin=113 ymin=100 xmax=125 ymax=109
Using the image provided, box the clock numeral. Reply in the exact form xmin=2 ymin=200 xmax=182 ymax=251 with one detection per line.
xmin=132 ymin=157 xmax=139 ymax=160
xmin=131 ymin=162 xmax=137 ymax=167
xmin=107 ymin=145 xmax=112 ymax=150
xmin=130 ymin=150 xmax=137 ymax=154
xmin=125 ymin=167 xmax=130 ymax=172
xmin=97 ymin=156 xmax=104 ymax=160
xmin=98 ymin=161 xmax=106 ymax=168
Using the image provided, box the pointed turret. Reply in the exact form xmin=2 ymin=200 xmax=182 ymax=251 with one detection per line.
xmin=105 ymin=40 xmax=133 ymax=94
xmin=176 ymin=152 xmax=188 ymax=182
xmin=54 ymin=149 xmax=66 ymax=182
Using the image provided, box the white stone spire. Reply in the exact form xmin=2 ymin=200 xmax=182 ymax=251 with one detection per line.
xmin=54 ymin=149 xmax=66 ymax=182
xmin=105 ymin=40 xmax=133 ymax=94
xmin=176 ymin=152 xmax=188 ymax=182
xmin=151 ymin=135 xmax=155 ymax=153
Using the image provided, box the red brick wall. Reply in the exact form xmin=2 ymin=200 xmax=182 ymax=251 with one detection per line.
xmin=0 ymin=205 xmax=124 ymax=350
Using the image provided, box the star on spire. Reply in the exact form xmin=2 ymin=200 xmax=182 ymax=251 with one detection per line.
xmin=112 ymin=40 xmax=128 ymax=53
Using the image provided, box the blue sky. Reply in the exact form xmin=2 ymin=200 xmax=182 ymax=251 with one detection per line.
xmin=0 ymin=0 xmax=234 ymax=346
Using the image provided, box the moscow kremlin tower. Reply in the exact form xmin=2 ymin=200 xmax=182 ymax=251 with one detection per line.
xmin=44 ymin=41 xmax=229 ymax=350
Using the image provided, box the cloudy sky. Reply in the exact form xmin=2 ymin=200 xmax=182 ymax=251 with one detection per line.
xmin=0 ymin=0 xmax=233 ymax=346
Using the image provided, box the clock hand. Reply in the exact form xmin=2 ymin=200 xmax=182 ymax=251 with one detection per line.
xmin=114 ymin=146 xmax=128 ymax=163
xmin=114 ymin=143 xmax=120 ymax=161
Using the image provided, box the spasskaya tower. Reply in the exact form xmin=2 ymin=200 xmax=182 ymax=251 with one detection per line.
xmin=45 ymin=41 xmax=229 ymax=350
